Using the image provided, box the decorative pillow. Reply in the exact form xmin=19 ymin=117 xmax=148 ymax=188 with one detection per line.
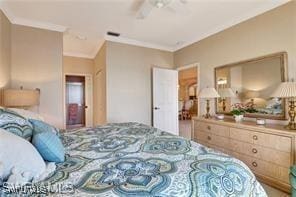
xmin=8 ymin=108 xmax=44 ymax=121
xmin=0 ymin=129 xmax=46 ymax=180
xmin=0 ymin=108 xmax=33 ymax=140
xmin=29 ymin=119 xmax=59 ymax=135
xmin=6 ymin=167 xmax=31 ymax=184
xmin=0 ymin=162 xmax=4 ymax=185
xmin=33 ymin=162 xmax=56 ymax=183
xmin=32 ymin=131 xmax=65 ymax=163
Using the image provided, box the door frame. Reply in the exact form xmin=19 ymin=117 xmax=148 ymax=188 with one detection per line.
xmin=176 ymin=63 xmax=200 ymax=117
xmin=63 ymin=73 xmax=93 ymax=129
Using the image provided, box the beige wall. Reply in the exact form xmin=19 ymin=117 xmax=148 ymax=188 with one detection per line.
xmin=93 ymin=42 xmax=107 ymax=125
xmin=0 ymin=10 xmax=11 ymax=105
xmin=106 ymin=41 xmax=174 ymax=125
xmin=63 ymin=56 xmax=94 ymax=75
xmin=174 ymin=2 xmax=296 ymax=116
xmin=11 ymin=24 xmax=64 ymax=128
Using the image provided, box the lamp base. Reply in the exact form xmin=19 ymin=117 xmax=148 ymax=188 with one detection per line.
xmin=203 ymin=113 xmax=211 ymax=119
xmin=286 ymin=100 xmax=296 ymax=130
xmin=203 ymin=99 xmax=211 ymax=119
xmin=285 ymin=124 xmax=296 ymax=130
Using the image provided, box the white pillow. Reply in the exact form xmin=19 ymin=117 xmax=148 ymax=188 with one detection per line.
xmin=7 ymin=108 xmax=44 ymax=121
xmin=0 ymin=128 xmax=46 ymax=180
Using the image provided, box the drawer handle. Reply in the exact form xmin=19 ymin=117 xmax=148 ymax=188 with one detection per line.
xmin=252 ymin=161 xmax=258 ymax=167
xmin=207 ymin=125 xmax=211 ymax=130
xmin=207 ymin=136 xmax=211 ymax=140
xmin=253 ymin=135 xmax=258 ymax=140
xmin=252 ymin=148 xmax=258 ymax=154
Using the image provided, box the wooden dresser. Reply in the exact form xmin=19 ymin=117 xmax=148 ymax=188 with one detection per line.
xmin=192 ymin=117 xmax=296 ymax=193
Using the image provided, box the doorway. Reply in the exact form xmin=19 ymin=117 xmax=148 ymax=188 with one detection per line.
xmin=65 ymin=75 xmax=87 ymax=129
xmin=177 ymin=64 xmax=199 ymax=139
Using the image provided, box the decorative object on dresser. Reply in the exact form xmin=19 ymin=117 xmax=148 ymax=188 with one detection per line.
xmin=230 ymin=103 xmax=246 ymax=122
xmin=256 ymin=118 xmax=266 ymax=125
xmin=218 ymin=88 xmax=235 ymax=112
xmin=192 ymin=117 xmax=295 ymax=193
xmin=215 ymin=114 xmax=224 ymax=120
xmin=271 ymin=81 xmax=296 ymax=130
xmin=197 ymin=87 xmax=220 ymax=119
xmin=3 ymin=87 xmax=40 ymax=109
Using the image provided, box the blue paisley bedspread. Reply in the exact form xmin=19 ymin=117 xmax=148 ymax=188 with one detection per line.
xmin=42 ymin=122 xmax=266 ymax=196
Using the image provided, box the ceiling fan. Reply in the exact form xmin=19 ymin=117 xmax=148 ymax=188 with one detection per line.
xmin=136 ymin=0 xmax=188 ymax=19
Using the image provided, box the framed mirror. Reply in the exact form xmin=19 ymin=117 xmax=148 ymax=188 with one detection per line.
xmin=215 ymin=52 xmax=287 ymax=120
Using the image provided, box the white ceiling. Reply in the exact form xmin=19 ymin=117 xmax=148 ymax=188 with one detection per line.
xmin=0 ymin=0 xmax=289 ymax=58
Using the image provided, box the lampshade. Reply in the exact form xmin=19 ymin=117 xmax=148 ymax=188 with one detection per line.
xmin=198 ymin=87 xmax=220 ymax=98
xmin=244 ymin=90 xmax=260 ymax=99
xmin=3 ymin=89 xmax=40 ymax=107
xmin=218 ymin=88 xmax=235 ymax=98
xmin=271 ymin=82 xmax=296 ymax=98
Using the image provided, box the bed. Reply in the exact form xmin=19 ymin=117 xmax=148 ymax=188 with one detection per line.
xmin=35 ymin=122 xmax=266 ymax=196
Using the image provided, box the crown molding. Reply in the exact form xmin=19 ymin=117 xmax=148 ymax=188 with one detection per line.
xmin=64 ymin=40 xmax=106 ymax=59
xmin=63 ymin=51 xmax=94 ymax=59
xmin=89 ymin=40 xmax=106 ymax=58
xmin=173 ymin=0 xmax=290 ymax=51
xmin=105 ymin=35 xmax=175 ymax=52
xmin=0 ymin=3 xmax=14 ymax=23
xmin=0 ymin=0 xmax=289 ymax=58
xmin=0 ymin=5 xmax=67 ymax=32
xmin=13 ymin=17 xmax=67 ymax=32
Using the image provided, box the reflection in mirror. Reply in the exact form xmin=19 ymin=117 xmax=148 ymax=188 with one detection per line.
xmin=215 ymin=52 xmax=287 ymax=120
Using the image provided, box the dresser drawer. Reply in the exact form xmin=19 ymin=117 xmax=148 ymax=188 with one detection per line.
xmin=207 ymin=143 xmax=229 ymax=154
xmin=194 ymin=130 xmax=210 ymax=142
xmin=232 ymin=152 xmax=289 ymax=184
xmin=194 ymin=121 xmax=229 ymax=137
xmin=197 ymin=140 xmax=209 ymax=147
xmin=195 ymin=131 xmax=230 ymax=149
xmin=229 ymin=128 xmax=292 ymax=152
xmin=230 ymin=139 xmax=291 ymax=168
xmin=197 ymin=139 xmax=230 ymax=155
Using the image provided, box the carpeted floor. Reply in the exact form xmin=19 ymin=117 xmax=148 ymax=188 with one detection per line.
xmin=261 ymin=183 xmax=290 ymax=197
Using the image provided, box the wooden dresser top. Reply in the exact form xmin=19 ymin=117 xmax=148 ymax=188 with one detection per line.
xmin=192 ymin=116 xmax=296 ymax=136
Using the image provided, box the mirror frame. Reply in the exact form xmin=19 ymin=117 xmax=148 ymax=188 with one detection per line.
xmin=214 ymin=52 xmax=288 ymax=120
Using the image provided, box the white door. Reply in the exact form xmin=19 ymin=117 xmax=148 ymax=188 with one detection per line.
xmin=85 ymin=75 xmax=93 ymax=127
xmin=153 ymin=68 xmax=178 ymax=135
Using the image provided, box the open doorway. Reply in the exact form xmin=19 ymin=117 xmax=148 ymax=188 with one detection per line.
xmin=177 ymin=64 xmax=199 ymax=139
xmin=64 ymin=74 xmax=93 ymax=129
xmin=65 ymin=75 xmax=86 ymax=129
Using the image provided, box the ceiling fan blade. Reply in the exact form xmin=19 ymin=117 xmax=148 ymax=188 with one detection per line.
xmin=166 ymin=0 xmax=190 ymax=15
xmin=180 ymin=0 xmax=187 ymax=4
xmin=136 ymin=0 xmax=154 ymax=19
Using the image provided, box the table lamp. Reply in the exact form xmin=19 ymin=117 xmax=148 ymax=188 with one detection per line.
xmin=218 ymin=88 xmax=235 ymax=111
xmin=3 ymin=88 xmax=40 ymax=109
xmin=271 ymin=82 xmax=296 ymax=130
xmin=198 ymin=87 xmax=220 ymax=118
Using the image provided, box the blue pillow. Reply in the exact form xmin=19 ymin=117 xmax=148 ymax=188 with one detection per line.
xmin=0 ymin=108 xmax=33 ymax=140
xmin=32 ymin=131 xmax=65 ymax=162
xmin=29 ymin=119 xmax=59 ymax=136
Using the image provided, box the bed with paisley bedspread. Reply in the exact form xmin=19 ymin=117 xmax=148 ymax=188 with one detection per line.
xmin=41 ymin=122 xmax=266 ymax=196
